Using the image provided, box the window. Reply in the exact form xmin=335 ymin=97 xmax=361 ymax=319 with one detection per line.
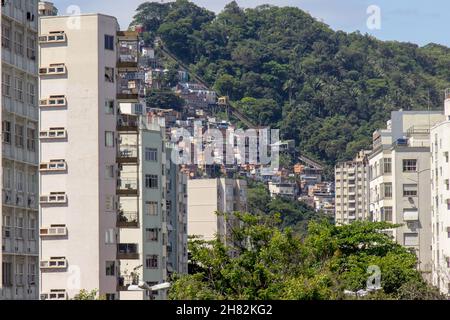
xmin=403 ymin=184 xmax=418 ymax=197
xmin=105 ymin=131 xmax=115 ymax=147
xmin=3 ymin=168 xmax=12 ymax=189
xmin=146 ymin=201 xmax=158 ymax=215
xmin=145 ymin=148 xmax=157 ymax=162
xmin=105 ymin=35 xmax=114 ymax=50
xmin=383 ymin=183 xmax=392 ymax=199
xmin=105 ymin=261 xmax=115 ymax=276
xmin=382 ymin=207 xmax=393 ymax=222
xmin=383 ymin=158 xmax=392 ymax=174
xmin=105 ymin=195 xmax=115 ymax=211
xmin=27 ymin=82 xmax=35 ymax=105
xmin=105 ymin=228 xmax=115 ymax=244
xmin=2 ymin=73 xmax=11 ymax=96
xmin=404 ymin=233 xmax=419 ymax=246
xmin=105 ymin=67 xmax=114 ymax=83
xmin=445 ymin=152 xmax=449 ymax=163
xmin=27 ymin=128 xmax=36 ymax=151
xmin=15 ymin=78 xmax=24 ymax=101
xmin=17 ymin=171 xmax=24 ymax=192
xmin=105 ymin=165 xmax=115 ymax=179
xmin=2 ymin=262 xmax=12 ymax=287
xmin=14 ymin=31 xmax=24 ymax=56
xmin=145 ymin=175 xmax=158 ymax=189
xmin=1 ymin=23 xmax=11 ymax=49
xmin=15 ymin=124 xmax=24 ymax=148
xmin=28 ymin=217 xmax=36 ymax=240
xmin=105 ymin=100 xmax=114 ymax=114
xmin=403 ymin=159 xmax=417 ymax=172
xmin=145 ymin=255 xmax=158 ymax=269
xmin=2 ymin=121 xmax=11 ymax=144
xmin=146 ymin=228 xmax=158 ymax=242
xmin=27 ymin=36 xmax=36 ymax=60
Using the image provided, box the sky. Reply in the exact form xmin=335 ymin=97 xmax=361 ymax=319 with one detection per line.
xmin=52 ymin=0 xmax=450 ymax=47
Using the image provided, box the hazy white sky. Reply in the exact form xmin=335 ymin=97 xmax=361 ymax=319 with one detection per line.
xmin=52 ymin=0 xmax=450 ymax=47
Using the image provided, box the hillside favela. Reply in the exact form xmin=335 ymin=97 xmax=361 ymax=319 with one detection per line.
xmin=1 ymin=0 xmax=450 ymax=304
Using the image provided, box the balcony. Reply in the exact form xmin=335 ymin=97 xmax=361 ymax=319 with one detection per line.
xmin=117 ymin=146 xmax=138 ymax=164
xmin=40 ymin=258 xmax=68 ymax=270
xmin=40 ymin=160 xmax=67 ymax=173
xmin=40 ymin=225 xmax=67 ymax=237
xmin=40 ymin=290 xmax=67 ymax=300
xmin=40 ymin=192 xmax=67 ymax=205
xmin=39 ymin=63 xmax=66 ymax=76
xmin=117 ymin=114 xmax=139 ymax=131
xmin=117 ymin=211 xmax=139 ymax=228
xmin=40 ymin=128 xmax=67 ymax=140
xmin=40 ymin=95 xmax=67 ymax=108
xmin=39 ymin=32 xmax=66 ymax=44
xmin=117 ymin=178 xmax=138 ymax=196
xmin=117 ymin=243 xmax=139 ymax=260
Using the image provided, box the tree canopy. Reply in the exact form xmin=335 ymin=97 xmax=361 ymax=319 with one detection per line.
xmin=169 ymin=213 xmax=444 ymax=300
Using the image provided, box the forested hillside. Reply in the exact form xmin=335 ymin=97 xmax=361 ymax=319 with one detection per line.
xmin=132 ymin=0 xmax=450 ymax=166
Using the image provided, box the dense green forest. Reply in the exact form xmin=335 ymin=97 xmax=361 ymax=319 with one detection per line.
xmin=131 ymin=0 xmax=450 ymax=166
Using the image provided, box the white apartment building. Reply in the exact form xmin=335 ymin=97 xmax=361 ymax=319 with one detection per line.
xmin=38 ymin=1 xmax=57 ymax=17
xmin=39 ymin=14 xmax=120 ymax=300
xmin=117 ymin=114 xmax=188 ymax=300
xmin=268 ymin=181 xmax=297 ymax=200
xmin=369 ymin=110 xmax=445 ymax=279
xmin=335 ymin=150 xmax=371 ymax=225
xmin=430 ymin=89 xmax=450 ymax=295
xmin=1 ymin=0 xmax=39 ymax=300
xmin=187 ymin=178 xmax=247 ymax=244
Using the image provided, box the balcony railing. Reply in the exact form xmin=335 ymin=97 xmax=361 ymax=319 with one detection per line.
xmin=117 ymin=147 xmax=138 ymax=164
xmin=117 ymin=178 xmax=138 ymax=196
xmin=117 ymin=114 xmax=139 ymax=131
xmin=117 ymin=211 xmax=139 ymax=228
xmin=117 ymin=243 xmax=139 ymax=260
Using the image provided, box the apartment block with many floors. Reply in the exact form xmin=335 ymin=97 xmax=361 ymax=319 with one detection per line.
xmin=335 ymin=150 xmax=371 ymax=225
xmin=39 ymin=13 xmax=120 ymax=300
xmin=1 ymin=0 xmax=39 ymax=300
xmin=430 ymin=89 xmax=450 ymax=295
xmin=187 ymin=178 xmax=247 ymax=244
xmin=369 ymin=110 xmax=445 ymax=280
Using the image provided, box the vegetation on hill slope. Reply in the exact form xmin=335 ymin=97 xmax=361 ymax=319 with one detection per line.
xmin=132 ymin=0 xmax=450 ymax=167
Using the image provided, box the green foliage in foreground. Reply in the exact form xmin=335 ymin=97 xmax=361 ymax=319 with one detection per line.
xmin=169 ymin=213 xmax=444 ymax=300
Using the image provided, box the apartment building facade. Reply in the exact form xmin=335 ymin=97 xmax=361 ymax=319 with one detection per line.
xmin=335 ymin=150 xmax=371 ymax=225
xmin=187 ymin=178 xmax=247 ymax=244
xmin=369 ymin=111 xmax=445 ymax=279
xmin=430 ymin=89 xmax=450 ymax=294
xmin=1 ymin=0 xmax=39 ymax=300
xmin=39 ymin=14 xmax=120 ymax=300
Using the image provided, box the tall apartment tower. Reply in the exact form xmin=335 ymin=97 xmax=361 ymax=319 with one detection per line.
xmin=369 ymin=110 xmax=445 ymax=280
xmin=335 ymin=150 xmax=371 ymax=225
xmin=39 ymin=14 xmax=120 ymax=300
xmin=187 ymin=178 xmax=247 ymax=244
xmin=1 ymin=0 xmax=39 ymax=300
xmin=430 ymin=89 xmax=450 ymax=295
